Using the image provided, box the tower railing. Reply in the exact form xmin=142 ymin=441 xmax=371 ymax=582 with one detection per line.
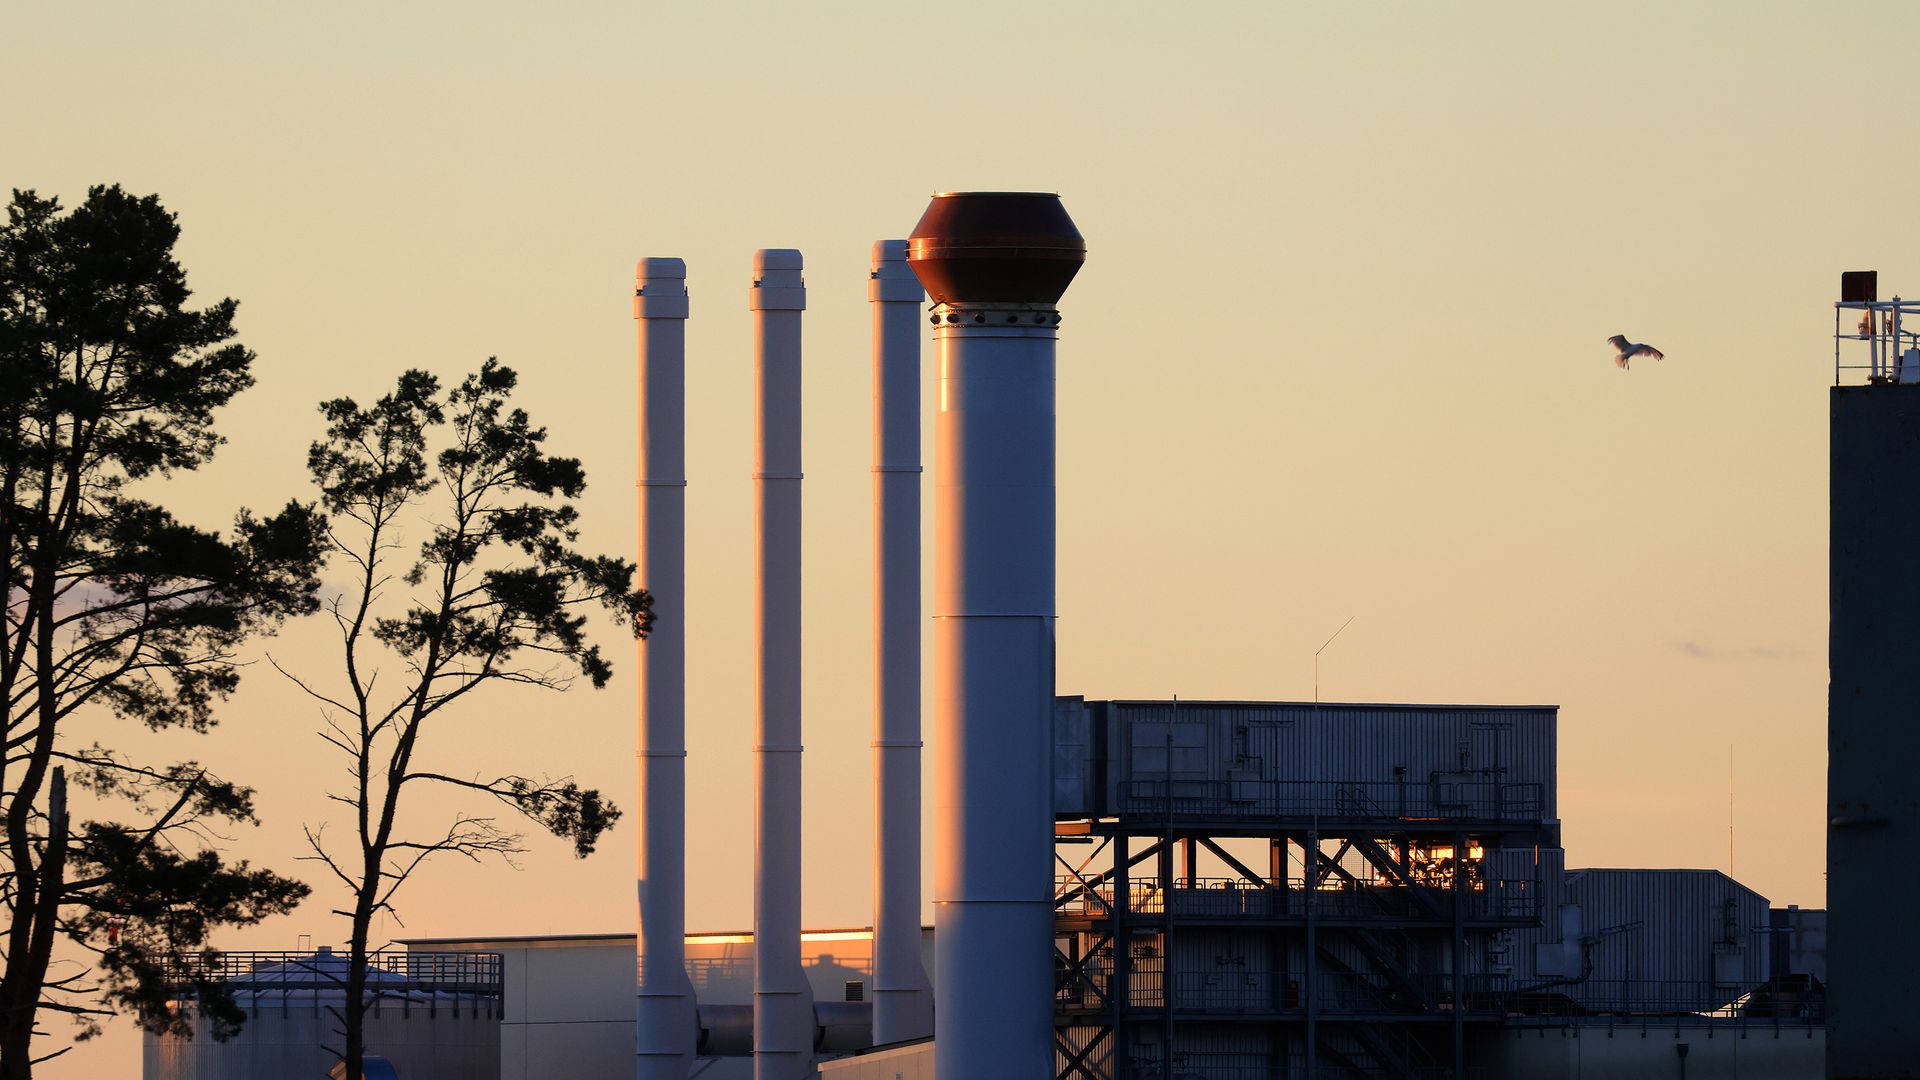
xmin=1835 ymin=297 xmax=1920 ymax=385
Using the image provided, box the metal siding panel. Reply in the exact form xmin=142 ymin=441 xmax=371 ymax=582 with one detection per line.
xmin=1051 ymin=698 xmax=1091 ymax=816
xmin=1082 ymin=699 xmax=1556 ymax=823
xmin=1556 ymin=869 xmax=1770 ymax=1010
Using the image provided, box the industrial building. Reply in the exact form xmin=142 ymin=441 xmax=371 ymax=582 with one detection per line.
xmin=147 ymin=694 xmax=1826 ymax=1079
xmin=1827 ymin=274 xmax=1920 ymax=1079
xmin=144 ymin=196 xmax=1852 ymax=1078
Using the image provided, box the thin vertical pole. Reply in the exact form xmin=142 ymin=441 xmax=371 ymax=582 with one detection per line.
xmin=1113 ymin=831 xmax=1131 ymax=1077
xmin=1304 ymin=829 xmax=1318 ymax=1078
xmin=1452 ymin=829 xmax=1466 ymax=1079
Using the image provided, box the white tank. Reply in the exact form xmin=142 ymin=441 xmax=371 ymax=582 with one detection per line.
xmin=141 ymin=948 xmax=499 ymax=1080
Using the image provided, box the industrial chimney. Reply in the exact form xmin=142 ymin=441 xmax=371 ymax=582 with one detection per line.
xmin=750 ymin=249 xmax=813 ymax=1080
xmin=907 ymin=192 xmax=1085 ymax=1079
xmin=869 ymin=239 xmax=934 ymax=1044
xmin=634 ymin=257 xmax=697 ymax=1080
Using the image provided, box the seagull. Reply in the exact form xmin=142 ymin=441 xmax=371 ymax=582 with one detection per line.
xmin=1608 ymin=334 xmax=1664 ymax=370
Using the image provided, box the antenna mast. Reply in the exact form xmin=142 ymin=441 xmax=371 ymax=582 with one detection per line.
xmin=1314 ymin=616 xmax=1356 ymax=705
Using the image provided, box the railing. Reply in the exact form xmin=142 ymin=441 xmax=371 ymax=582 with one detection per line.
xmin=157 ymin=950 xmax=504 ymax=1011
xmin=1510 ymin=978 xmax=1825 ymax=1023
xmin=1056 ymin=876 xmax=1541 ymax=922
xmin=1059 ymin=955 xmax=1509 ymax=1017
xmin=1120 ymin=1066 xmax=1484 ymax=1080
xmin=1835 ymin=297 xmax=1920 ymax=385
xmin=1119 ymin=779 xmax=1545 ymax=823
xmin=1059 ymin=961 xmax=1816 ymax=1031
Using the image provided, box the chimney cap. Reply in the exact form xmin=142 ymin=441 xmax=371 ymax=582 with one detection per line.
xmin=907 ymin=192 xmax=1084 ymax=305
xmin=636 ymin=257 xmax=687 ymax=281
xmin=753 ymin=248 xmax=804 ymax=273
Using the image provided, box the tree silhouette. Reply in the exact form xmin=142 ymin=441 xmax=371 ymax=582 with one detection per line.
xmin=0 ymin=186 xmax=324 ymax=1077
xmin=285 ymin=359 xmax=648 ymax=1080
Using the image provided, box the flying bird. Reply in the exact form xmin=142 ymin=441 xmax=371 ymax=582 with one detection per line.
xmin=1608 ymin=334 xmax=1664 ymax=370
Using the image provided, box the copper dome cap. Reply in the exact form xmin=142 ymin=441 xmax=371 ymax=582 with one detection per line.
xmin=905 ymin=192 xmax=1085 ymax=305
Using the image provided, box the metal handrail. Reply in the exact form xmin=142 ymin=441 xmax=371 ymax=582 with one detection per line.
xmin=1054 ymin=875 xmax=1542 ymax=920
xmin=1834 ymin=297 xmax=1920 ymax=385
xmin=1060 ymin=958 xmax=1813 ymax=1028
xmin=1118 ymin=778 xmax=1545 ymax=822
xmin=1122 ymin=1066 xmax=1484 ymax=1080
xmin=157 ymin=950 xmax=504 ymax=1000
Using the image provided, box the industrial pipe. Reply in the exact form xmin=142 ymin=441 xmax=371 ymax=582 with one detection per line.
xmin=813 ymin=1002 xmax=876 ymax=1055
xmin=698 ymin=1004 xmax=753 ymax=1059
xmin=868 ymin=239 xmax=934 ymax=1045
xmin=700 ymin=1002 xmax=873 ymax=1059
xmin=908 ymin=192 xmax=1085 ymax=1080
xmin=751 ymin=249 xmax=814 ymax=1080
xmin=635 ymin=257 xmax=697 ymax=1080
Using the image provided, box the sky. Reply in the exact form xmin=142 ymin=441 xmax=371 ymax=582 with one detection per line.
xmin=8 ymin=1 xmax=1916 ymax=1073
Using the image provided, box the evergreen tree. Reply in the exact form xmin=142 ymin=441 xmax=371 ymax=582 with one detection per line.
xmin=0 ymin=186 xmax=325 ymax=1077
xmin=290 ymin=360 xmax=647 ymax=1080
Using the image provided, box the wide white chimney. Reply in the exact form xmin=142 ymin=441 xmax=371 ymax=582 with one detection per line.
xmin=750 ymin=249 xmax=813 ymax=1080
xmin=868 ymin=239 xmax=934 ymax=1044
xmin=907 ymin=193 xmax=1085 ymax=1079
xmin=634 ymin=257 xmax=697 ymax=1080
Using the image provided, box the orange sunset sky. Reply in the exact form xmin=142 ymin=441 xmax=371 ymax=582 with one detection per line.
xmin=9 ymin=2 xmax=1916 ymax=1073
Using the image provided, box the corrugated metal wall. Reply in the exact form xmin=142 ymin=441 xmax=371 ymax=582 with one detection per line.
xmin=1056 ymin=699 xmax=1557 ymax=822
xmin=1568 ymin=869 xmax=1770 ymax=1000
xmin=1507 ymin=868 xmax=1770 ymax=1011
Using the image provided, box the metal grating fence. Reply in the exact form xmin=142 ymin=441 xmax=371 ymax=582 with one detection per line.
xmin=1120 ymin=779 xmax=1545 ymax=824
xmin=1056 ymin=877 xmax=1541 ymax=922
xmin=158 ymin=950 xmax=504 ymax=1014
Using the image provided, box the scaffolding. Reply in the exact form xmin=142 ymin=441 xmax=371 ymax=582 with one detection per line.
xmin=1052 ymin=701 xmax=1554 ymax=1080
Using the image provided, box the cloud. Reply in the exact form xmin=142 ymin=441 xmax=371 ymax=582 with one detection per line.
xmin=1669 ymin=640 xmax=1803 ymax=663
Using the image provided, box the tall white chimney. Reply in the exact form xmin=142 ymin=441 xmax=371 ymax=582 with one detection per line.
xmin=750 ymin=249 xmax=814 ymax=1080
xmin=907 ymin=193 xmax=1085 ymax=1079
xmin=868 ymin=239 xmax=934 ymax=1044
xmin=635 ymin=257 xmax=697 ymax=1080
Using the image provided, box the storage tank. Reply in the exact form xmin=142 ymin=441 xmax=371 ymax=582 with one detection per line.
xmin=142 ymin=948 xmax=500 ymax=1080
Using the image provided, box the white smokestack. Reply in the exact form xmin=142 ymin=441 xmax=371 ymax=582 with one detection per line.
xmin=907 ymin=193 xmax=1085 ymax=1079
xmin=750 ymin=249 xmax=813 ymax=1080
xmin=635 ymin=257 xmax=697 ymax=1080
xmin=868 ymin=239 xmax=934 ymax=1045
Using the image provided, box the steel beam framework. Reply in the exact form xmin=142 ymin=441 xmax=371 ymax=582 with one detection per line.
xmin=1053 ymin=808 xmax=1546 ymax=1080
